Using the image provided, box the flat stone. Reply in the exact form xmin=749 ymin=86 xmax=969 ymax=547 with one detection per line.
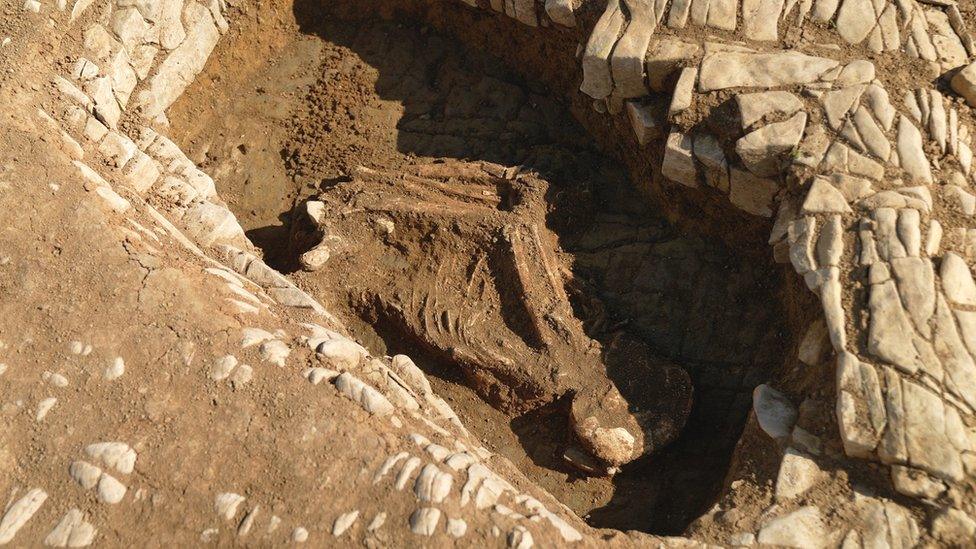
xmin=332 ymin=510 xmax=359 ymax=537
xmin=897 ymin=115 xmax=933 ymax=183
xmin=853 ymin=106 xmax=890 ymax=160
xmin=544 ymin=0 xmax=576 ymax=26
xmin=693 ymin=134 xmax=729 ymax=191
xmin=668 ymin=67 xmax=697 ymax=116
xmin=736 ymin=112 xmax=807 ymax=177
xmin=941 ymin=252 xmax=976 ymax=306
xmin=890 ymin=465 xmax=946 ymax=499
xmin=699 ymin=51 xmax=839 ymax=91
xmin=789 ymin=216 xmax=817 ymax=274
xmin=757 ymin=506 xmax=827 ymax=549
xmin=890 ymin=257 xmax=935 ymax=337
xmin=932 ymin=509 xmax=976 ymax=544
xmin=753 ymin=384 xmax=797 ymax=440
xmin=215 ymin=493 xmax=245 ymax=521
xmin=44 ymin=509 xmax=96 ymax=548
xmin=85 ymin=442 xmax=136 ymax=474
xmin=580 ymin=0 xmax=625 ymax=99
xmin=409 ymin=508 xmax=441 ymax=536
xmin=662 ymin=131 xmax=697 ymax=187
xmin=96 ymin=474 xmax=127 ymax=504
xmin=901 ymin=377 xmax=964 ymax=481
xmin=836 ymin=353 xmax=886 ymax=458
xmin=610 ymin=2 xmax=656 ymax=99
xmin=645 ymin=38 xmax=701 ymax=92
xmin=737 ymin=90 xmax=802 ymax=128
xmin=802 ymin=178 xmax=851 ymax=214
xmin=316 ymin=339 xmax=367 ymax=369
xmin=868 ymin=279 xmax=921 ymax=373
xmin=0 ymin=489 xmax=47 ymax=545
xmin=821 ymin=85 xmax=865 ymax=129
xmin=951 ymin=62 xmax=976 ymax=107
xmin=625 ymin=101 xmax=662 ymax=146
xmin=138 ymin=2 xmax=220 ymax=118
xmin=836 ymin=0 xmax=876 ymax=44
xmin=821 ymin=267 xmax=847 ymax=350
xmin=798 ymin=319 xmax=828 ymax=366
xmin=775 ymin=449 xmax=821 ymax=500
xmin=742 ymin=0 xmax=784 ymax=40
xmin=934 ymin=295 xmax=976 ymax=411
xmin=863 ymin=84 xmax=896 ymax=130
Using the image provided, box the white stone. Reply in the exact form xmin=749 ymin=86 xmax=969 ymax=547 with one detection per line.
xmin=753 ymin=384 xmax=797 ymax=440
xmin=802 ymin=178 xmax=851 ymax=214
xmin=579 ymin=0 xmax=625 ymax=99
xmin=447 ymin=517 xmax=467 ymax=537
xmin=625 ymin=101 xmax=662 ymax=146
xmin=45 ymin=508 xmax=96 ymax=547
xmin=757 ymin=506 xmax=827 ymax=549
xmin=699 ymin=51 xmax=839 ymax=91
xmin=798 ymin=320 xmax=828 ymax=366
xmin=96 ymin=474 xmax=127 ymax=504
xmin=736 ymin=112 xmax=807 ymax=177
xmin=775 ymin=449 xmax=821 ymax=500
xmin=0 ymin=489 xmax=47 ymax=545
xmin=409 ymin=508 xmax=441 ymax=536
xmin=214 ymin=493 xmax=245 ymax=521
xmin=951 ymin=62 xmax=976 ymax=107
xmin=941 ymin=252 xmax=976 ymax=306
xmin=737 ymin=91 xmax=802 ymax=128
xmin=366 ymin=512 xmax=387 ymax=532
xmin=260 ymin=339 xmax=290 ymax=367
xmin=316 ymin=339 xmax=366 ymax=369
xmin=210 ymin=355 xmax=237 ymax=381
xmin=104 ymin=356 xmax=125 ymax=380
xmin=662 ymin=131 xmax=697 ymax=187
xmin=70 ymin=461 xmax=102 ymax=490
xmin=668 ymin=67 xmax=697 ymax=116
xmin=291 ymin=527 xmax=308 ymax=542
xmin=897 ymin=115 xmax=933 ymax=183
xmin=86 ymin=442 xmax=136 ymax=474
xmin=36 ymin=397 xmax=57 ymax=421
xmin=332 ymin=510 xmax=359 ymax=536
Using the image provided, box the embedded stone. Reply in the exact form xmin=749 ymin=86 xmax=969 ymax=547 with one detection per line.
xmin=737 ymin=91 xmax=802 ymax=128
xmin=753 ymin=384 xmax=797 ymax=440
xmin=802 ymin=178 xmax=851 ymax=214
xmin=736 ymin=112 xmax=807 ymax=177
xmin=699 ymin=51 xmax=839 ymax=91
xmin=757 ymin=506 xmax=827 ymax=549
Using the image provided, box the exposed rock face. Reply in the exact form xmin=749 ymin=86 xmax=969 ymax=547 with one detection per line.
xmin=4 ymin=0 xmax=976 ymax=546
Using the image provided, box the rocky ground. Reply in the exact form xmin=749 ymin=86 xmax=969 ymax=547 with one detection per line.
xmin=1 ymin=0 xmax=976 ymax=547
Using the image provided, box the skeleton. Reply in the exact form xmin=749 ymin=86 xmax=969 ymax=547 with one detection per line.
xmin=295 ymin=161 xmax=693 ymax=472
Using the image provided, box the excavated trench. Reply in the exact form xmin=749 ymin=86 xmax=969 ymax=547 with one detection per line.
xmin=169 ymin=0 xmax=792 ymax=535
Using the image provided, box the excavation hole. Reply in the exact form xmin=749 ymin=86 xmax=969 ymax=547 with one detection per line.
xmin=169 ymin=3 xmax=788 ymax=535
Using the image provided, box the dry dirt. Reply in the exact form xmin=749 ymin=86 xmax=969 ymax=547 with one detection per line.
xmin=168 ymin=0 xmax=791 ymax=535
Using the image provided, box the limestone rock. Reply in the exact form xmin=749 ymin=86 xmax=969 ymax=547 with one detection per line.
xmin=753 ymin=384 xmax=797 ymax=440
xmin=775 ymin=449 xmax=821 ymax=500
xmin=737 ymin=90 xmax=802 ymax=128
xmin=757 ymin=506 xmax=827 ymax=549
xmin=802 ymin=178 xmax=851 ymax=214
xmin=951 ymin=62 xmax=976 ymax=107
xmin=835 ymin=353 xmax=886 ymax=458
xmin=699 ymin=51 xmax=839 ymax=91
xmin=735 ymin=112 xmax=807 ymax=177
xmin=662 ymin=131 xmax=697 ymax=187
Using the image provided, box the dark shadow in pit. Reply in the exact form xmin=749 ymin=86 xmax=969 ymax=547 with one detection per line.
xmin=287 ymin=0 xmax=789 ymax=536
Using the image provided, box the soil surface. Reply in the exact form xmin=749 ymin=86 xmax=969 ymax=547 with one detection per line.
xmin=169 ymin=2 xmax=789 ymax=534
